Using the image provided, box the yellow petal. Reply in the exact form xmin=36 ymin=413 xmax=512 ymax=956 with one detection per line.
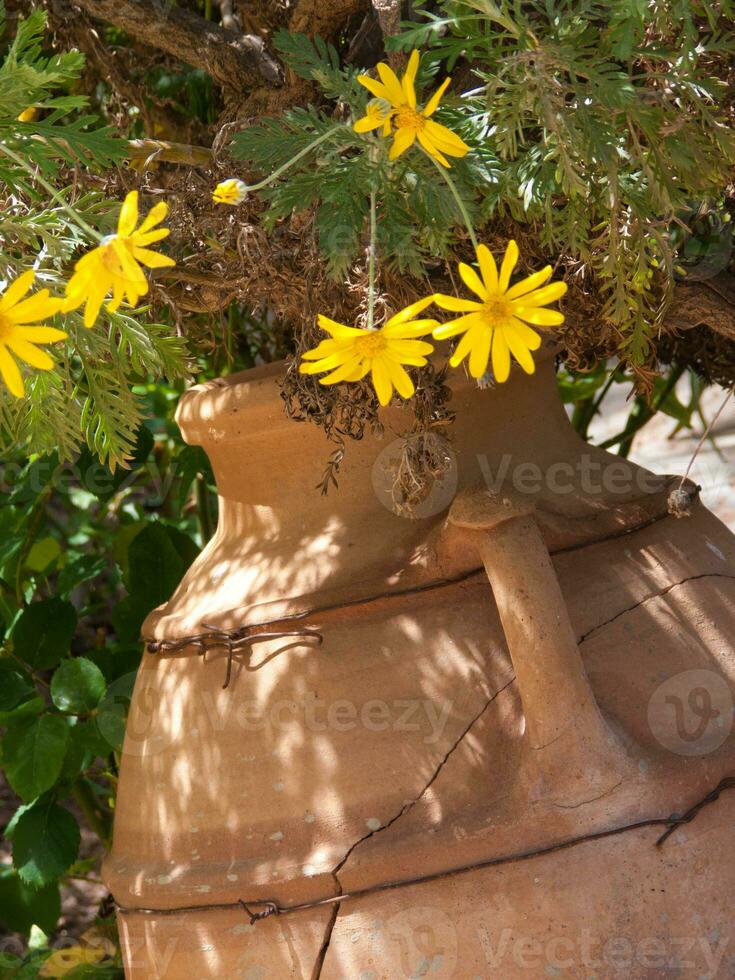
xmin=433 ymin=293 xmax=482 ymax=313
xmin=433 ymin=312 xmax=484 ymax=339
xmin=448 ymin=327 xmax=480 ymax=368
xmin=417 ymin=130 xmax=451 ymax=168
xmin=401 ymin=50 xmax=419 ymax=108
xmin=389 ymin=127 xmax=416 ymax=159
xmin=5 ymin=290 xmax=63 ymax=324
xmin=423 ymin=119 xmax=469 ymax=156
xmin=458 ymin=262 xmax=487 ymax=300
xmin=339 ymin=360 xmax=371 ymax=382
xmin=301 ymin=338 xmax=347 ymax=360
xmin=491 ymin=330 xmax=511 ymax=382
xmin=505 ymin=265 xmax=552 ymax=300
xmin=107 ymin=281 xmax=124 ymax=313
xmin=386 ymin=357 xmax=415 ymax=399
xmin=476 ymin=245 xmax=499 ymax=293
xmin=136 ymin=201 xmax=169 ymax=235
xmin=404 ymin=50 xmax=420 ymax=90
xmin=512 ymin=280 xmax=567 ymax=308
xmin=384 ymin=339 xmax=434 ymax=359
xmin=14 ymin=326 xmax=67 ymax=343
xmin=514 ymin=306 xmax=565 ymax=327
xmin=506 ymin=317 xmax=542 ymax=349
xmin=83 ymin=279 xmax=110 ymax=328
xmin=118 ymin=191 xmax=139 ymax=237
xmin=132 ymin=246 xmax=176 ymax=269
xmin=371 ymin=357 xmax=393 ymax=406
xmin=316 ymin=314 xmax=364 ymax=338
xmin=111 ymin=240 xmax=147 ymax=300
xmin=469 ymin=324 xmax=492 ymax=379
xmin=423 ymin=77 xmax=451 ymax=117
xmin=386 ymin=321 xmax=439 ymax=339
xmin=385 ymin=295 xmax=435 ymax=328
xmin=7 ymin=338 xmax=54 ymax=370
xmin=354 ymin=113 xmax=385 ymax=133
xmin=357 ymin=75 xmax=393 ymax=102
xmin=318 ymin=355 xmax=366 ymax=384
xmin=498 ymin=240 xmax=519 ymax=293
xmin=0 ymin=346 xmax=24 ymax=397
xmin=300 ymin=350 xmax=355 ymax=373
xmin=504 ymin=327 xmax=537 ymax=374
xmin=377 ymin=62 xmax=406 ymax=105
xmin=0 ymin=269 xmax=35 ymax=313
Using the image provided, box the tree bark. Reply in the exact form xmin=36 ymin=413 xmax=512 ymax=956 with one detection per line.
xmin=72 ymin=0 xmax=282 ymax=90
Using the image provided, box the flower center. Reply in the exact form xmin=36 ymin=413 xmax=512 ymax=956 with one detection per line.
xmin=394 ymin=107 xmax=425 ymax=132
xmin=355 ymin=331 xmax=387 ymax=357
xmin=483 ymin=295 xmax=513 ymax=323
xmin=98 ymin=236 xmax=131 ymax=275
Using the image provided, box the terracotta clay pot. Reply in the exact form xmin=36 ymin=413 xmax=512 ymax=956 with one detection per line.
xmin=104 ymin=348 xmax=735 ymax=979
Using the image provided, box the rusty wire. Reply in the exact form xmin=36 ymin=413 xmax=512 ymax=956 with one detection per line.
xmin=116 ymin=776 xmax=734 ymax=922
xmin=145 ymin=624 xmax=323 ymax=688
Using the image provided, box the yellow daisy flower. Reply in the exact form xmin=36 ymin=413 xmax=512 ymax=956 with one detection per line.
xmin=354 ymin=50 xmax=469 ymax=167
xmin=0 ymin=270 xmax=66 ymax=399
xmin=433 ymin=241 xmax=567 ymax=382
xmin=213 ymin=178 xmax=248 ymax=205
xmin=64 ymin=190 xmax=175 ymax=328
xmin=299 ymin=297 xmax=438 ymax=407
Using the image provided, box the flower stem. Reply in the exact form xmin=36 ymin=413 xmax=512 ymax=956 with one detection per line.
xmin=424 ymin=149 xmax=478 ymax=250
xmin=0 ymin=142 xmax=102 ymax=242
xmin=367 ymin=190 xmax=377 ymax=330
xmin=244 ymin=126 xmax=342 ymax=193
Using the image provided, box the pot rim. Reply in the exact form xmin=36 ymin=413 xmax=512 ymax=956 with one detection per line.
xmin=175 ymin=341 xmax=560 ymax=443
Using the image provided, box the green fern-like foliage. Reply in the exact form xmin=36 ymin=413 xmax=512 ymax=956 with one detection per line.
xmin=231 ymin=33 xmax=482 ymax=279
xmin=0 ymin=8 xmax=189 ymax=468
xmin=231 ymin=5 xmax=735 ymax=367
xmin=392 ymin=0 xmax=735 ymax=363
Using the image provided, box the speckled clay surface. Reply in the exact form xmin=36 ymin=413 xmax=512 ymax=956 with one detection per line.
xmin=104 ymin=351 xmax=735 ymax=978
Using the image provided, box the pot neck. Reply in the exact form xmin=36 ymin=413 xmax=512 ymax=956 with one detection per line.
xmin=146 ymin=355 xmax=652 ymax=636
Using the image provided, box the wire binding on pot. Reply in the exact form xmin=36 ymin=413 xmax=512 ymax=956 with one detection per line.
xmin=144 ymin=624 xmax=323 ymax=688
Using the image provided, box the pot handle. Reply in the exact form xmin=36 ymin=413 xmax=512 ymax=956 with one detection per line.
xmin=448 ymin=489 xmax=617 ymax=759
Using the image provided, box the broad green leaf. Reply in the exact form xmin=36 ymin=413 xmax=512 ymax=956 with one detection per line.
xmin=3 ymin=714 xmax=70 ymax=802
xmin=0 ymin=696 xmax=45 ymax=726
xmin=126 ymin=522 xmax=197 ymax=603
xmin=57 ymin=554 xmax=106 ymax=596
xmin=11 ymin=598 xmax=77 ymax=670
xmin=0 ymin=665 xmax=34 ymax=712
xmin=51 ymin=658 xmax=106 ymax=713
xmin=12 ymin=800 xmax=80 ymax=887
xmin=0 ymin=868 xmax=60 ymax=936
xmin=25 ymin=537 xmax=61 ymax=573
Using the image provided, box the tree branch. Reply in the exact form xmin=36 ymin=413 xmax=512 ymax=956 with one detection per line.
xmin=72 ymin=0 xmax=282 ymax=90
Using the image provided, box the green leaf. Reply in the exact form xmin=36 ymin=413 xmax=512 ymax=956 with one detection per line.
xmin=0 ymin=696 xmax=45 ymax=726
xmin=57 ymin=554 xmax=107 ymax=596
xmin=0 ymin=868 xmax=60 ymax=936
xmin=12 ymin=800 xmax=80 ymax=887
xmin=11 ymin=598 xmax=77 ymax=670
xmin=75 ymin=424 xmax=154 ymax=500
xmin=174 ymin=446 xmax=214 ymax=510
xmin=2 ymin=714 xmax=70 ymax=802
xmin=51 ymin=658 xmax=106 ymax=713
xmin=0 ymin=665 xmax=34 ymax=712
xmin=126 ymin=522 xmax=197 ymax=603
xmin=25 ymin=537 xmax=61 ymax=573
